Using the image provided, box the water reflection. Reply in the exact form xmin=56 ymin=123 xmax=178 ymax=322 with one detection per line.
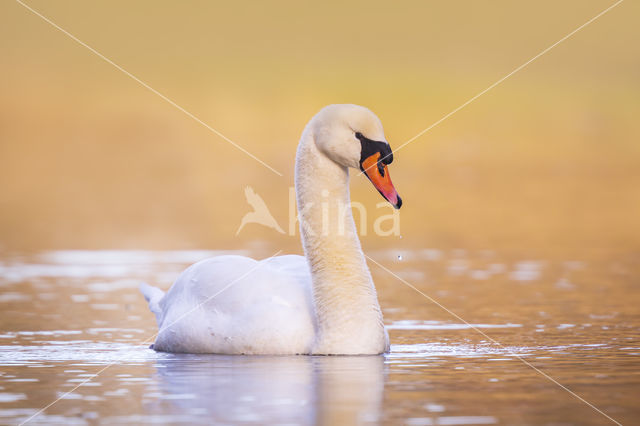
xmin=0 ymin=250 xmax=639 ymax=424
xmin=149 ymin=355 xmax=385 ymax=424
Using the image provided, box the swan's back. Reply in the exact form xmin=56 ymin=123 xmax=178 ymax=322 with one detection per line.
xmin=145 ymin=255 xmax=316 ymax=354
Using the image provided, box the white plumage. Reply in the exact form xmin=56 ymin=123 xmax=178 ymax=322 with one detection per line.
xmin=141 ymin=255 xmax=314 ymax=353
xmin=140 ymin=104 xmax=399 ymax=355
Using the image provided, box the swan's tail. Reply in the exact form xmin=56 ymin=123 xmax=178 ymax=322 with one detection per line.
xmin=139 ymin=282 xmax=165 ymax=326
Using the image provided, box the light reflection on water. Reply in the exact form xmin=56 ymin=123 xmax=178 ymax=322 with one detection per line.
xmin=0 ymin=250 xmax=639 ymax=424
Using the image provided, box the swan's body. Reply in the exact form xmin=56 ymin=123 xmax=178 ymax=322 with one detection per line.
xmin=140 ymin=255 xmax=315 ymax=353
xmin=140 ymin=104 xmax=402 ymax=355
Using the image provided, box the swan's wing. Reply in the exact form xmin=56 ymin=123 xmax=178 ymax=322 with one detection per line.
xmin=263 ymin=254 xmax=309 ymax=278
xmin=153 ymin=254 xmax=315 ymax=354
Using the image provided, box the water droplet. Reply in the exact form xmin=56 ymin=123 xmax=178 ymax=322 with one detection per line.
xmin=397 ymin=255 xmax=403 ymax=261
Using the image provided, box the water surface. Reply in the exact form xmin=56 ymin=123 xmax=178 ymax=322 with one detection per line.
xmin=0 ymin=249 xmax=638 ymax=424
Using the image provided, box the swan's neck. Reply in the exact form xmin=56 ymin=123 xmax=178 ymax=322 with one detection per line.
xmin=295 ymin=130 xmax=387 ymax=354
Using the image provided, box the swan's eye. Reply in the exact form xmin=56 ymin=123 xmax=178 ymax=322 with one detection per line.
xmin=355 ymin=132 xmax=364 ymax=140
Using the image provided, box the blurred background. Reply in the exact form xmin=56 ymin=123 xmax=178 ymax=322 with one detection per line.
xmin=1 ymin=0 xmax=639 ymax=256
xmin=1 ymin=3 xmax=639 ymax=423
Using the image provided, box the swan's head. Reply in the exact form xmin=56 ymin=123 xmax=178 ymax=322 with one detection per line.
xmin=311 ymin=104 xmax=402 ymax=209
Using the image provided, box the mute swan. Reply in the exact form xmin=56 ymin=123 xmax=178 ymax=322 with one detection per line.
xmin=140 ymin=104 xmax=402 ymax=355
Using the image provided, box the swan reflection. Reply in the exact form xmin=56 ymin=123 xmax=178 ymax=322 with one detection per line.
xmin=149 ymin=354 xmax=385 ymax=424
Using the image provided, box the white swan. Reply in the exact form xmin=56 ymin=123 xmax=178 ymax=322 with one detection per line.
xmin=140 ymin=104 xmax=402 ymax=355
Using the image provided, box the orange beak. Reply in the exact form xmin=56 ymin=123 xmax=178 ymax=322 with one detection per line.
xmin=361 ymin=152 xmax=402 ymax=209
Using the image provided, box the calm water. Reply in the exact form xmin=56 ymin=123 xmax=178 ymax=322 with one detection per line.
xmin=0 ymin=248 xmax=638 ymax=425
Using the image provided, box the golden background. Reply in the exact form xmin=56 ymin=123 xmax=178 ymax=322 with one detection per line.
xmin=1 ymin=0 xmax=638 ymax=255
